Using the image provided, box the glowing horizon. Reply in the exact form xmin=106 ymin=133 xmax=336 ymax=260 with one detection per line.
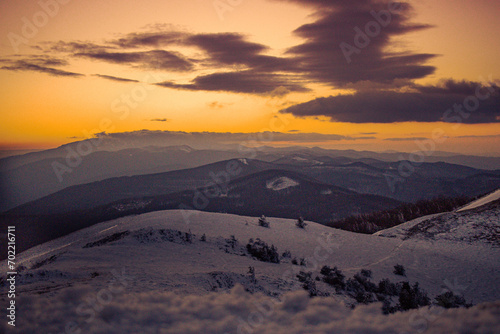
xmin=1 ymin=0 xmax=499 ymax=155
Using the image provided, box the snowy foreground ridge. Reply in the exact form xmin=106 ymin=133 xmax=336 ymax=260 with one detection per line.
xmin=1 ymin=197 xmax=499 ymax=333
xmin=10 ymin=284 xmax=500 ymax=334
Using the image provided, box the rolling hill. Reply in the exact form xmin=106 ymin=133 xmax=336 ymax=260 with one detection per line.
xmin=1 ymin=200 xmax=498 ymax=333
xmin=1 ymin=169 xmax=402 ymax=255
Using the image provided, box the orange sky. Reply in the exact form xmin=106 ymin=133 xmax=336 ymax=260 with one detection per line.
xmin=0 ymin=0 xmax=499 ymax=155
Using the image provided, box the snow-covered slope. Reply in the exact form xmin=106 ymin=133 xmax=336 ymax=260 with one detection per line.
xmin=1 ymin=210 xmax=499 ymax=333
xmin=375 ymin=191 xmax=500 ymax=247
xmin=457 ymin=188 xmax=500 ymax=212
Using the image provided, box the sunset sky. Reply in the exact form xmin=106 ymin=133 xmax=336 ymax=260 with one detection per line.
xmin=0 ymin=0 xmax=499 ymax=154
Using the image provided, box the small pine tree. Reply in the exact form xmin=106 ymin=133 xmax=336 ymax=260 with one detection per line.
xmin=200 ymin=233 xmax=206 ymax=242
xmin=226 ymin=235 xmax=237 ymax=249
xmin=377 ymin=278 xmax=398 ymax=296
xmin=296 ymin=217 xmax=307 ymax=229
xmin=185 ymin=230 xmax=192 ymax=243
xmin=393 ymin=264 xmax=406 ymax=276
xmin=398 ymin=282 xmax=429 ymax=310
xmin=248 ymin=266 xmax=256 ymax=283
xmin=398 ymin=282 xmax=416 ymax=310
xmin=434 ymin=291 xmax=469 ymax=308
xmin=360 ymin=269 xmax=372 ymax=279
xmin=246 ymin=238 xmax=280 ymax=263
xmin=320 ymin=266 xmax=345 ymax=292
xmin=258 ymin=215 xmax=270 ymax=228
xmin=297 ymin=271 xmax=317 ymax=297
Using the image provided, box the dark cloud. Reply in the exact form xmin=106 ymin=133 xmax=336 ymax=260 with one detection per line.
xmin=156 ymin=71 xmax=309 ymax=95
xmin=280 ymin=80 xmax=500 ymax=123
xmin=93 ymin=74 xmax=139 ymax=83
xmin=186 ymin=33 xmax=292 ymax=71
xmin=415 ymin=79 xmax=498 ymax=96
xmin=274 ymin=0 xmax=436 ymax=86
xmin=76 ymin=50 xmax=193 ymax=71
xmin=1 ymin=60 xmax=83 ymax=77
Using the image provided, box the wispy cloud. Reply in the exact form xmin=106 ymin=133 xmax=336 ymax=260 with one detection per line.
xmin=22 ymin=31 xmax=302 ymax=94
xmin=149 ymin=118 xmax=169 ymax=122
xmin=46 ymin=41 xmax=112 ymax=53
xmin=455 ymin=134 xmax=500 ymax=139
xmin=1 ymin=60 xmax=83 ymax=77
xmin=384 ymin=137 xmax=428 ymax=141
xmin=111 ymin=31 xmax=186 ymax=48
xmin=93 ymin=74 xmax=139 ymax=83
xmin=76 ymin=50 xmax=193 ymax=71
xmin=156 ymin=71 xmax=309 ymax=94
xmin=207 ymin=101 xmax=232 ymax=109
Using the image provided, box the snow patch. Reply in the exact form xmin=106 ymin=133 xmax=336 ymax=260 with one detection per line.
xmin=266 ymin=177 xmax=299 ymax=191
xmin=321 ymin=189 xmax=333 ymax=195
xmin=457 ymin=189 xmax=500 ymax=212
xmin=238 ymin=158 xmax=249 ymax=165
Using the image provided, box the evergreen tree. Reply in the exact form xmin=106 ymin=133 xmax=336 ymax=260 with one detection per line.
xmin=296 ymin=217 xmax=307 ymax=229
xmin=258 ymin=215 xmax=270 ymax=228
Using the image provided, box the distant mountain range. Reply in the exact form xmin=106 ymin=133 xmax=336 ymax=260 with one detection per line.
xmin=1 ymin=144 xmax=500 ymax=211
xmin=5 ymin=155 xmax=499 ymax=215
